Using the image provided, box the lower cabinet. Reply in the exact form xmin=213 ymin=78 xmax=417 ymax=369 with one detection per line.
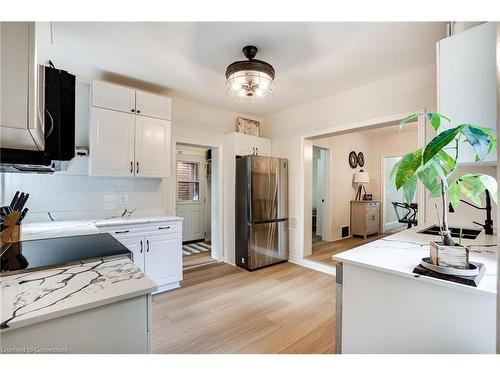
xmin=101 ymin=222 xmax=183 ymax=293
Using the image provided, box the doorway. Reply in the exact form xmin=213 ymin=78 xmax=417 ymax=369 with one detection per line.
xmin=176 ymin=144 xmax=217 ymax=269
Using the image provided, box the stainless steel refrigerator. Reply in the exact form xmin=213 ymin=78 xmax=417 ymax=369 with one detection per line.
xmin=235 ymin=155 xmax=288 ymax=270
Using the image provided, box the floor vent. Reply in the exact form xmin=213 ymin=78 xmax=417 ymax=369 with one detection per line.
xmin=342 ymin=226 xmax=349 ymax=238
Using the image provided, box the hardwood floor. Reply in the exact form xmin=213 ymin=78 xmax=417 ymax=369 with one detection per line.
xmin=305 ymin=234 xmax=388 ymax=266
xmin=183 ymin=252 xmax=216 ymax=269
xmin=152 ymin=262 xmax=335 ymax=354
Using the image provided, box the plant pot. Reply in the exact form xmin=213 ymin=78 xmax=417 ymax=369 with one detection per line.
xmin=429 ymin=240 xmax=469 ymax=269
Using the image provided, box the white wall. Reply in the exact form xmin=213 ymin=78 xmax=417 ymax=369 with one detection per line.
xmin=262 ymin=64 xmax=437 ymax=259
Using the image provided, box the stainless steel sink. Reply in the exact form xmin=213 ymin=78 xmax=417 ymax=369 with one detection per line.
xmin=418 ymin=225 xmax=482 ymax=240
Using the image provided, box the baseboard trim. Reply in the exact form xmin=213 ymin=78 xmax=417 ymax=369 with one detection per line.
xmin=288 ymin=255 xmax=336 ymax=275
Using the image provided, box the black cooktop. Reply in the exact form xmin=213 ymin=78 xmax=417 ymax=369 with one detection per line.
xmin=0 ymin=233 xmax=132 ymax=275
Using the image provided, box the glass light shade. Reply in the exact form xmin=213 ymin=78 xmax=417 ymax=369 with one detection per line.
xmin=225 ymin=70 xmax=274 ymax=103
xmin=354 ymin=171 xmax=370 ymax=184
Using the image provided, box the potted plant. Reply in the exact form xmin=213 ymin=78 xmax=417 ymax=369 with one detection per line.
xmin=390 ymin=112 xmax=497 ymax=270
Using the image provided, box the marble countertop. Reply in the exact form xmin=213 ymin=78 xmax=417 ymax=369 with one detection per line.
xmin=333 ymin=225 xmax=498 ymax=296
xmin=0 ymin=257 xmax=157 ymax=332
xmin=21 ymin=215 xmax=183 ymax=241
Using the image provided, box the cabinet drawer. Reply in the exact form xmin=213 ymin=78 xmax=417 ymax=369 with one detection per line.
xmin=99 ymin=221 xmax=182 ymax=236
xmin=92 ymin=80 xmax=136 ymax=114
xmin=136 ymin=91 xmax=171 ymax=120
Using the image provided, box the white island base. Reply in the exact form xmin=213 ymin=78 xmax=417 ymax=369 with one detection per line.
xmin=334 ymin=229 xmax=497 ymax=354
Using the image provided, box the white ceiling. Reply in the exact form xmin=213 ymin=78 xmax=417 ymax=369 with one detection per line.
xmin=52 ymin=22 xmax=447 ymax=116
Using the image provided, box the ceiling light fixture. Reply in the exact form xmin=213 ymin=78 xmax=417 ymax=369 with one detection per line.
xmin=225 ymin=45 xmax=275 ymax=103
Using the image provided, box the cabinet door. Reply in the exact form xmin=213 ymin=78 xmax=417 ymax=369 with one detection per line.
xmin=90 ymin=107 xmax=136 ymax=176
xmin=92 ymin=80 xmax=136 ymax=114
xmin=234 ymin=133 xmax=271 ymax=156
xmin=136 ymin=91 xmax=171 ymax=120
xmin=438 ymin=22 xmax=497 ymax=164
xmin=135 ymin=116 xmax=171 ymax=177
xmin=0 ymin=22 xmax=44 ymax=150
xmin=144 ymin=234 xmax=182 ymax=285
xmin=117 ymin=237 xmax=145 ymax=272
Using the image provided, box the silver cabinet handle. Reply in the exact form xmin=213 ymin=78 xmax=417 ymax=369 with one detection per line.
xmin=146 ymin=239 xmax=149 ymax=252
xmin=136 ymin=161 xmax=139 ymax=174
xmin=140 ymin=240 xmax=143 ymax=253
xmin=115 ymin=230 xmax=129 ymax=234
xmin=158 ymin=226 xmax=170 ymax=230
xmin=255 ymin=147 xmax=259 ymax=155
xmin=130 ymin=161 xmax=133 ymax=174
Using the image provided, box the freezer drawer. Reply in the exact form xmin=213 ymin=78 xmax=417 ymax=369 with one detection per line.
xmin=247 ymin=220 xmax=288 ymax=270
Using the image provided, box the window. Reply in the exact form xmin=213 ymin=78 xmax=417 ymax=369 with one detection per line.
xmin=177 ymin=161 xmax=199 ymax=201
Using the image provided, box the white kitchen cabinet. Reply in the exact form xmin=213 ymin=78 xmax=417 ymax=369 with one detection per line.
xmin=89 ymin=107 xmax=135 ymax=177
xmin=119 ymin=237 xmax=145 ymax=272
xmin=145 ymin=234 xmax=182 ymax=286
xmin=437 ymin=22 xmax=497 ymax=164
xmin=135 ymin=116 xmax=171 ymax=177
xmin=90 ymin=81 xmax=172 ymax=178
xmin=91 ymin=80 xmax=136 ymax=114
xmin=136 ymin=90 xmax=172 ymax=120
xmin=0 ymin=22 xmax=50 ymax=151
xmin=99 ymin=220 xmax=183 ymax=293
xmin=227 ymin=132 xmax=271 ymax=156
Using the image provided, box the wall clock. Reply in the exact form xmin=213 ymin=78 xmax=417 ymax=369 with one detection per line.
xmin=349 ymin=151 xmax=358 ymax=168
xmin=357 ymin=152 xmax=365 ymax=167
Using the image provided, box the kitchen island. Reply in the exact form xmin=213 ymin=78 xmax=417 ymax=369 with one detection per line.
xmin=333 ymin=226 xmax=497 ymax=354
xmin=1 ymin=257 xmax=157 ymax=354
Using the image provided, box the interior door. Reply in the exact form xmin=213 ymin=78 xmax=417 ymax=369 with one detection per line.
xmin=176 ymin=154 xmax=206 ymax=242
xmin=145 ymin=234 xmax=182 ymax=284
xmin=135 ymin=116 xmax=171 ymax=177
xmin=90 ymin=107 xmax=135 ymax=176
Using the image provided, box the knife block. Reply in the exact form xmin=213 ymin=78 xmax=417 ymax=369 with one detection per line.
xmin=0 ymin=211 xmax=22 ymax=244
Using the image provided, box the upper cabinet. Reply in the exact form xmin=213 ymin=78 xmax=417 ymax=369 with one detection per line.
xmin=91 ymin=81 xmax=172 ymax=120
xmin=136 ymin=91 xmax=172 ymax=120
xmin=0 ymin=22 xmax=51 ymax=151
xmin=89 ymin=80 xmax=172 ymax=178
xmin=227 ymin=132 xmax=271 ymax=157
xmin=437 ymin=22 xmax=497 ymax=165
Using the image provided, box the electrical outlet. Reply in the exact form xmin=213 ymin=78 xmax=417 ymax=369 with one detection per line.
xmin=241 ymin=258 xmax=245 ymax=264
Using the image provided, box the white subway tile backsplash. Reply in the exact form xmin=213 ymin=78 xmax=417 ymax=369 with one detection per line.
xmin=1 ymin=172 xmax=165 ymax=222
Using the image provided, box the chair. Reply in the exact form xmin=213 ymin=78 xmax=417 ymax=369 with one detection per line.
xmin=391 ymin=202 xmax=418 ymax=229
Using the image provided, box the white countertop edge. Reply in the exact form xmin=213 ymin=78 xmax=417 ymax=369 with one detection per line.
xmin=1 ymin=284 xmax=157 ymax=333
xmin=334 ymin=256 xmax=496 ymax=298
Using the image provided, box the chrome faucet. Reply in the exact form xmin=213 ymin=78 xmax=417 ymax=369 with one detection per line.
xmin=449 ymin=189 xmax=493 ymax=235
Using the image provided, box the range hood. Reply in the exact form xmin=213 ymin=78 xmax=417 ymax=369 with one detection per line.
xmin=0 ymin=66 xmax=76 ymax=174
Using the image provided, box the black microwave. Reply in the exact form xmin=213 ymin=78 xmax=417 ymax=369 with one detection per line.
xmin=0 ymin=66 xmax=76 ymax=173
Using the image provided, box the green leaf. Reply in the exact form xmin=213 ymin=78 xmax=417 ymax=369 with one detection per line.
xmin=431 ymin=158 xmax=448 ymax=189
xmin=429 ymin=183 xmax=442 ymax=198
xmin=388 ymin=158 xmax=402 ymax=193
xmin=395 ymin=149 xmax=422 ymax=189
xmin=417 ymin=164 xmax=438 ymax=191
xmin=469 ymin=125 xmax=497 ymax=155
xmin=423 ymin=127 xmax=462 ymax=164
xmin=397 ymin=113 xmax=419 ymax=132
xmin=447 ymin=180 xmax=460 ymax=210
xmin=427 ymin=112 xmax=450 ymax=131
xmin=478 ymin=174 xmax=498 ymax=204
xmin=461 ymin=125 xmax=492 ymax=161
xmin=458 ymin=177 xmax=484 ymax=206
xmin=402 ymin=175 xmax=417 ymax=204
xmin=436 ymin=150 xmax=456 ymax=171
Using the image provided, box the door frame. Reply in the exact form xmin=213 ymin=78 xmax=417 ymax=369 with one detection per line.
xmin=312 ymin=145 xmax=332 ymax=242
xmin=173 ymin=140 xmax=222 ymax=262
xmin=301 ymin=110 xmax=427 ymax=259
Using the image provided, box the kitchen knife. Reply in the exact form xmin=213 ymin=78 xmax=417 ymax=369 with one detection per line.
xmin=10 ymin=191 xmax=20 ymax=209
xmin=17 ymin=193 xmax=29 ymax=212
xmin=17 ymin=208 xmax=29 ymax=224
xmin=13 ymin=192 xmax=25 ymax=211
